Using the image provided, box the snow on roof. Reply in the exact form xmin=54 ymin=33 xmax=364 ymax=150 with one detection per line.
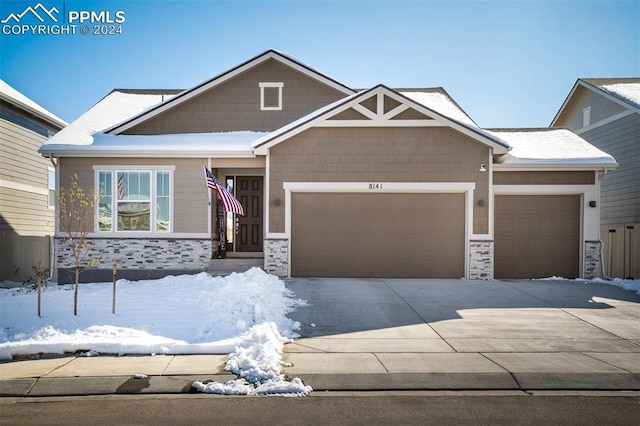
xmin=0 ymin=79 xmax=67 ymax=127
xmin=399 ymin=89 xmax=477 ymax=126
xmin=600 ymin=83 xmax=640 ymax=109
xmin=489 ymin=128 xmax=617 ymax=166
xmin=44 ymin=90 xmax=179 ymax=146
xmin=41 ymin=131 xmax=266 ymax=156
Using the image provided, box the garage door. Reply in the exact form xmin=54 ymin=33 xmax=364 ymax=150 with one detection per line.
xmin=291 ymin=193 xmax=465 ymax=278
xmin=495 ymin=195 xmax=580 ymax=279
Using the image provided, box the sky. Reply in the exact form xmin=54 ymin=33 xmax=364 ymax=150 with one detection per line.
xmin=1 ymin=0 xmax=638 ymax=129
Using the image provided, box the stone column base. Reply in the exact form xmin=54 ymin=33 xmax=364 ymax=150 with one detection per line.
xmin=584 ymin=240 xmax=602 ymax=279
xmin=469 ymin=240 xmax=493 ymax=280
xmin=264 ymin=238 xmax=288 ymax=276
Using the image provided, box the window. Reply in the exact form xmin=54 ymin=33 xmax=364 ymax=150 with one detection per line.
xmin=259 ymin=82 xmax=283 ymax=110
xmin=583 ymin=105 xmax=591 ymax=127
xmin=95 ymin=167 xmax=173 ymax=233
xmin=47 ymin=168 xmax=55 ymax=208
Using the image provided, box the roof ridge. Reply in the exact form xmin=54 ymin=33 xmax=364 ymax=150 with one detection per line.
xmin=486 ymin=127 xmax=567 ymax=132
xmin=111 ymin=89 xmax=184 ymax=94
xmin=581 ymin=77 xmax=640 ymax=86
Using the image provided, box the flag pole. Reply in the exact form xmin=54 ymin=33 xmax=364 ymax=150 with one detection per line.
xmin=203 ymin=164 xmax=211 ymax=206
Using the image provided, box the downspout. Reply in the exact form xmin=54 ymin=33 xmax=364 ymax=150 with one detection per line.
xmin=48 ymin=154 xmax=58 ymax=282
xmin=598 ymin=166 xmax=612 ymax=280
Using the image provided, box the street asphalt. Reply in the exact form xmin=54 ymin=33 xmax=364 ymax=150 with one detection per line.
xmin=1 ymin=277 xmax=639 ymax=396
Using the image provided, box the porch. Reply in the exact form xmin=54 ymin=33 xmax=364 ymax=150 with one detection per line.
xmin=207 ymin=258 xmax=264 ymax=276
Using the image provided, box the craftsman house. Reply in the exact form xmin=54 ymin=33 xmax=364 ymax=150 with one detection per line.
xmin=552 ymin=78 xmax=639 ymax=279
xmin=41 ymin=50 xmax=616 ymax=282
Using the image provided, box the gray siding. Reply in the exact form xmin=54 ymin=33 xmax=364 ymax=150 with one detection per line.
xmin=581 ymin=113 xmax=640 ymax=225
xmin=59 ymin=157 xmax=208 ymax=233
xmin=560 ymin=87 xmax=628 ymax=131
xmin=1 ymin=118 xmax=56 ymax=282
xmin=124 ymin=59 xmax=347 ymax=135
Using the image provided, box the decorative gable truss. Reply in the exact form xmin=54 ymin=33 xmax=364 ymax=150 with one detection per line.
xmin=319 ymin=90 xmax=438 ymax=127
xmin=253 ymin=85 xmax=510 ymax=154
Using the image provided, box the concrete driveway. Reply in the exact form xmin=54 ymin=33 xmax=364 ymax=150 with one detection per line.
xmin=283 ymin=278 xmax=640 ymax=390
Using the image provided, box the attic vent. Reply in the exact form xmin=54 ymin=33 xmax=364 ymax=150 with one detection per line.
xmin=583 ymin=105 xmax=591 ymax=127
xmin=260 ymin=82 xmax=283 ymax=110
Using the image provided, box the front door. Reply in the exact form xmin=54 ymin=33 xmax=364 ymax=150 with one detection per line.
xmin=235 ymin=176 xmax=263 ymax=252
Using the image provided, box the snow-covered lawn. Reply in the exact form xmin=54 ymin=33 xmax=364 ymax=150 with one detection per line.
xmin=0 ymin=268 xmax=312 ymax=396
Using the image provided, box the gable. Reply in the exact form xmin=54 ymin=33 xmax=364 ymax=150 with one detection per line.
xmin=121 ymin=58 xmax=349 ymax=135
xmin=253 ymin=85 xmax=510 ymax=155
xmin=106 ymin=50 xmax=354 ymax=136
xmin=557 ymin=85 xmax=629 ymax=131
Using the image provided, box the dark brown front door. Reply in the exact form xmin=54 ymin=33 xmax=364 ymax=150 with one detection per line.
xmin=236 ymin=176 xmax=263 ymax=252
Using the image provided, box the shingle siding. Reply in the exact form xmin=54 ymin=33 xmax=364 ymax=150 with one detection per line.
xmin=269 ymin=127 xmax=491 ymax=235
xmin=59 ymin=157 xmax=209 ymax=233
xmin=123 ymin=59 xmax=347 ymax=135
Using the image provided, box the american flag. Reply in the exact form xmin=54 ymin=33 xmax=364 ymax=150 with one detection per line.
xmin=203 ymin=166 xmax=245 ymax=216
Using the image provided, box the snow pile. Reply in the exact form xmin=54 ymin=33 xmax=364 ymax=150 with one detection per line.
xmin=0 ymin=268 xmax=307 ymax=359
xmin=536 ymin=276 xmax=640 ymax=295
xmin=192 ymin=322 xmax=313 ymax=397
xmin=589 ymin=277 xmax=640 ymax=295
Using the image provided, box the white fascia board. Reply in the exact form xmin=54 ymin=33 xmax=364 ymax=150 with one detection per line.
xmin=107 ymin=51 xmax=355 ymax=135
xmin=550 ymin=80 xmax=581 ymax=126
xmin=39 ymin=148 xmax=257 ymax=159
xmin=493 ymin=163 xmax=618 ymax=172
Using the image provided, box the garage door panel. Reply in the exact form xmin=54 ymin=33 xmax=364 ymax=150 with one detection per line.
xmin=495 ymin=195 xmax=580 ymax=279
xmin=292 ymin=193 xmax=465 ymax=278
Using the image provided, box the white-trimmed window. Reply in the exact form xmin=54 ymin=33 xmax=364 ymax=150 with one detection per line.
xmin=259 ymin=82 xmax=284 ymax=110
xmin=583 ymin=105 xmax=591 ymax=127
xmin=95 ymin=166 xmax=173 ymax=233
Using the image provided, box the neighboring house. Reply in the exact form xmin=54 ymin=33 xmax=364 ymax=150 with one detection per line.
xmin=0 ymin=80 xmax=67 ymax=282
xmin=40 ymin=50 xmax=616 ymax=283
xmin=552 ymin=78 xmax=639 ymax=279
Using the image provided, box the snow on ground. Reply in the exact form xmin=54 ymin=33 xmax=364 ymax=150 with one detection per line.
xmin=536 ymin=276 xmax=640 ymax=295
xmin=0 ymin=268 xmax=311 ymax=396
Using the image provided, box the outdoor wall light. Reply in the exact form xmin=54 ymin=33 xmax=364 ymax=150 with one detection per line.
xmin=478 ymin=199 xmax=485 ymax=207
xmin=589 ymin=201 xmax=597 ymax=208
xmin=274 ymin=198 xmax=281 ymax=206
xmin=479 ymin=164 xmax=487 ymax=172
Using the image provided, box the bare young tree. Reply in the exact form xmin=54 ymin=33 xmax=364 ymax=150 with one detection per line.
xmin=58 ymin=173 xmax=99 ymax=315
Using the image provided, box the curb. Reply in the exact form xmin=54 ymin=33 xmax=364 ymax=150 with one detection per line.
xmin=2 ymin=372 xmax=639 ymax=397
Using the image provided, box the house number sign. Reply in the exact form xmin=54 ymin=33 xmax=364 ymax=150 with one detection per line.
xmin=368 ymin=183 xmax=384 ymax=190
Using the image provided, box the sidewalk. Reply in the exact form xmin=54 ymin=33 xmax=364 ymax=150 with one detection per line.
xmin=1 ymin=335 xmax=639 ymax=396
xmin=1 ymin=277 xmax=639 ymax=396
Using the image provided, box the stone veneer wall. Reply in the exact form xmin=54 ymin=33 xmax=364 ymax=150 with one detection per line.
xmin=264 ymin=238 xmax=288 ymax=276
xmin=55 ymin=238 xmax=211 ymax=270
xmin=584 ymin=240 xmax=602 ymax=279
xmin=469 ymin=240 xmax=493 ymax=280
